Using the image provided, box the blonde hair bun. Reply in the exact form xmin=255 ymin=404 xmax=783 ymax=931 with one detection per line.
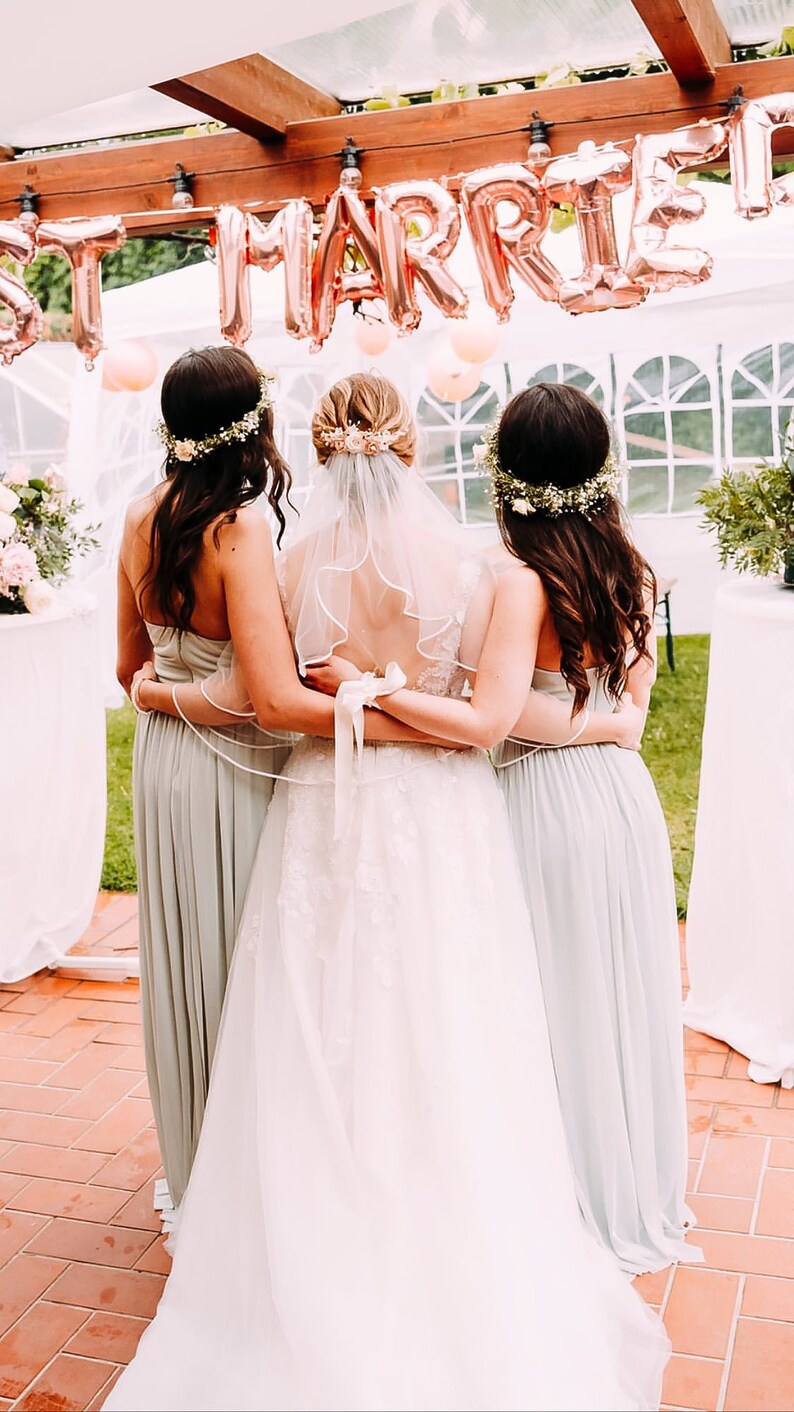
xmin=312 ymin=373 xmax=416 ymax=466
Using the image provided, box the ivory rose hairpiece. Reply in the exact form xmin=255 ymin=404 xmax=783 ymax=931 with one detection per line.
xmin=156 ymin=369 xmax=276 ymax=463
xmin=320 ymin=424 xmax=393 ymax=456
xmin=473 ymin=421 xmax=621 ymax=519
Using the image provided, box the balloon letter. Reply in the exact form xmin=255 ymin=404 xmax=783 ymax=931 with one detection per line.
xmin=374 ymin=180 xmax=468 ymax=334
xmin=543 ymin=142 xmax=646 ymax=313
xmin=729 ymin=93 xmax=794 ymax=219
xmin=312 ymin=186 xmax=384 ymax=349
xmin=458 ymin=164 xmax=562 ymax=321
xmin=626 ymin=122 xmax=727 ymax=290
xmin=0 ymin=221 xmax=43 ymax=366
xmin=35 ymin=215 xmax=126 ymax=368
xmin=216 ymin=204 xmax=252 ymax=346
xmin=216 ymin=201 xmax=314 ymax=345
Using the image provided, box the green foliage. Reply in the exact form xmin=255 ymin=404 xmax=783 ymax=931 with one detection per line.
xmin=643 ymin=636 xmax=709 ymax=918
xmin=698 ymin=460 xmax=794 ymax=576
xmin=102 ymin=703 xmax=137 ymax=892
xmin=13 ymin=476 xmax=97 ymax=580
xmin=25 ymin=236 xmax=207 ymax=316
xmin=102 ymin=638 xmax=710 ymax=914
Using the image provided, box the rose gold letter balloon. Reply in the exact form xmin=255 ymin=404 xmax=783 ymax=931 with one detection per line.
xmin=35 ymin=215 xmax=126 ymax=368
xmin=311 ymin=186 xmax=384 ymax=349
xmin=374 ymin=180 xmax=468 ymax=334
xmin=248 ymin=200 xmax=314 ymax=341
xmin=729 ymin=93 xmax=794 ymax=219
xmin=216 ymin=204 xmax=251 ymax=346
xmin=458 ymin=164 xmax=562 ymax=321
xmin=543 ymin=142 xmax=646 ymax=313
xmin=626 ymin=121 xmax=727 ymax=290
xmin=0 ymin=221 xmax=43 ymax=365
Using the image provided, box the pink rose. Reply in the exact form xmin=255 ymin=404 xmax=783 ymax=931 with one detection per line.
xmin=0 ymin=542 xmax=38 ymax=593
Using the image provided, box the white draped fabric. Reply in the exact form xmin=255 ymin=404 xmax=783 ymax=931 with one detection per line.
xmin=684 ymin=579 xmax=794 ymax=1088
xmin=0 ymin=593 xmax=106 ymax=981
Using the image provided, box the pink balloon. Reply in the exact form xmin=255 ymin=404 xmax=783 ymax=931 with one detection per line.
xmin=729 ymin=93 xmax=794 ymax=219
xmin=375 ymin=180 xmax=468 ymax=334
xmin=543 ymin=142 xmax=646 ymax=314
xmin=458 ymin=164 xmax=562 ymax=321
xmin=311 ymin=186 xmax=384 ymax=349
xmin=0 ymin=221 xmax=43 ymax=366
xmin=426 ymin=339 xmax=482 ymax=402
xmin=35 ymin=215 xmax=126 ymax=368
xmin=626 ymin=122 xmax=727 ymax=290
xmin=102 ymin=339 xmax=158 ymax=393
xmin=354 ymin=314 xmax=392 ymax=356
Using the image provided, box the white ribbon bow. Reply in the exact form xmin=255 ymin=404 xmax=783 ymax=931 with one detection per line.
xmin=334 ymin=662 xmax=407 ymax=840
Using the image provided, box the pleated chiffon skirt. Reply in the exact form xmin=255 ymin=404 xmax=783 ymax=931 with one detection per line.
xmin=132 ymin=629 xmax=287 ymax=1206
xmin=496 ymin=725 xmax=701 ymax=1276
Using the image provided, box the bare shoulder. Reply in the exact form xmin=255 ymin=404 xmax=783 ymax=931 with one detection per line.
xmin=121 ymin=490 xmax=158 ymax=554
xmin=215 ymin=506 xmax=274 ymax=562
xmin=496 ymin=562 xmax=546 ymax=610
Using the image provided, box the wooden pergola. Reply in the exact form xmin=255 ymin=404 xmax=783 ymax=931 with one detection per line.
xmin=1 ymin=0 xmax=793 ymax=236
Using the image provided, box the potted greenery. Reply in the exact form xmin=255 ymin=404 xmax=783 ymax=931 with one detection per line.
xmin=698 ymin=448 xmax=794 ymax=587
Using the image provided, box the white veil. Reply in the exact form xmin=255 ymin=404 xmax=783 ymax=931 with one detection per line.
xmin=279 ymin=448 xmax=492 ymax=682
xmin=171 ymin=446 xmax=495 ymax=786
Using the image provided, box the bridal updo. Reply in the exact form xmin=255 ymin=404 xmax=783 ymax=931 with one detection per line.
xmin=311 ymin=373 xmax=416 ymax=467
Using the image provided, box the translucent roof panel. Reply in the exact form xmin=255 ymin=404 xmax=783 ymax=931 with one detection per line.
xmin=272 ymin=0 xmax=661 ymax=102
xmin=715 ymin=0 xmax=794 ymax=44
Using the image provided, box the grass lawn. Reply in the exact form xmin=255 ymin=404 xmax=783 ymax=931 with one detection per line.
xmin=102 ymin=634 xmax=709 ymax=915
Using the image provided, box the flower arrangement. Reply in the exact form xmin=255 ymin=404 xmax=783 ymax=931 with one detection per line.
xmin=698 ymin=453 xmax=794 ymax=583
xmin=0 ymin=466 xmax=98 ymax=615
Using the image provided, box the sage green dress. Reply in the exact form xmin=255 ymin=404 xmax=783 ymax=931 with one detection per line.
xmin=495 ymin=667 xmax=700 ymax=1276
xmin=133 ymin=625 xmax=289 ymax=1208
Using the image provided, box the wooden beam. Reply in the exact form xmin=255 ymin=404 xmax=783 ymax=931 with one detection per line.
xmin=629 ymin=0 xmax=732 ymax=84
xmin=153 ymin=52 xmax=340 ymax=140
xmin=2 ymin=56 xmax=793 ymax=234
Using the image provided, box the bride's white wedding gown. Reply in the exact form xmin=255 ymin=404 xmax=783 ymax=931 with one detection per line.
xmin=107 ymin=461 xmax=669 ymax=1411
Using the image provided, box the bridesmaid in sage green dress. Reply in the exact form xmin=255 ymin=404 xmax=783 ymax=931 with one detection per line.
xmin=116 ymin=347 xmax=294 ymax=1211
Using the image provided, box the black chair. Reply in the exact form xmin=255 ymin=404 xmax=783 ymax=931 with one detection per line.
xmin=655 ymin=575 xmax=676 ymax=672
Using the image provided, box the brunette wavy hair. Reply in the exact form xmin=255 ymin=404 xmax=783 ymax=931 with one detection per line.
xmin=143 ymin=346 xmax=291 ymax=632
xmin=495 ymin=382 xmax=656 ymax=714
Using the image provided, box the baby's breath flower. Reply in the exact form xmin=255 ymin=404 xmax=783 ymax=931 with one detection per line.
xmin=477 ymin=419 xmax=621 ymax=519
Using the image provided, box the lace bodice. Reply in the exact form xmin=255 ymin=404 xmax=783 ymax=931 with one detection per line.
xmin=414 ymin=556 xmax=483 ymax=699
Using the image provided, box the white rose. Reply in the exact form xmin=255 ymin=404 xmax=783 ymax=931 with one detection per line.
xmin=0 ymin=510 xmax=17 ymax=543
xmin=22 ymin=578 xmax=57 ymax=615
xmin=511 ymin=498 xmax=531 ymax=516
xmin=345 ymin=428 xmax=365 ymax=453
xmin=0 ymin=484 xmax=20 ymax=514
xmin=174 ymin=440 xmax=196 ymax=462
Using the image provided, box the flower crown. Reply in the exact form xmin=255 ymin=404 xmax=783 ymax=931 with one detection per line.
xmin=474 ymin=421 xmax=621 ymax=519
xmin=320 ymin=424 xmax=393 ymax=456
xmin=156 ymin=369 xmax=276 ymax=464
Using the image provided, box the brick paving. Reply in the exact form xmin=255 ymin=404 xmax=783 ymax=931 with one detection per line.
xmin=0 ymin=895 xmax=791 ymax=1410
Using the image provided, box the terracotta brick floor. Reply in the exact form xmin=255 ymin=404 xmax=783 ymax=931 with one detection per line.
xmin=0 ymin=896 xmax=792 ymax=1411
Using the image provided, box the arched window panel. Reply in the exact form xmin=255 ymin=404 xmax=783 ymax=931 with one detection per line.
xmin=416 ymin=378 xmax=502 ymax=527
xmin=725 ymin=342 xmax=794 ymax=466
xmin=526 ymin=361 xmax=606 ymax=409
xmin=616 ymin=354 xmax=717 ymax=516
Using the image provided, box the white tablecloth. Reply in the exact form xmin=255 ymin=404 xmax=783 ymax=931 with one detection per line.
xmin=684 ymin=579 xmax=794 ymax=1087
xmin=0 ymin=592 xmax=106 ymax=981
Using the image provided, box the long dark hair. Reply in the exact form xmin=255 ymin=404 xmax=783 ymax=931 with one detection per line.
xmin=495 ymin=383 xmax=656 ymax=714
xmin=143 ymin=346 xmax=291 ymax=632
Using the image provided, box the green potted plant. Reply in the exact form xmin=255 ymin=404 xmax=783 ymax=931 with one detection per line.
xmin=698 ymin=449 xmax=794 ymax=587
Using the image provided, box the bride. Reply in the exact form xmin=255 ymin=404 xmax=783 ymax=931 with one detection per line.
xmin=107 ymin=373 xmax=668 ymax=1412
